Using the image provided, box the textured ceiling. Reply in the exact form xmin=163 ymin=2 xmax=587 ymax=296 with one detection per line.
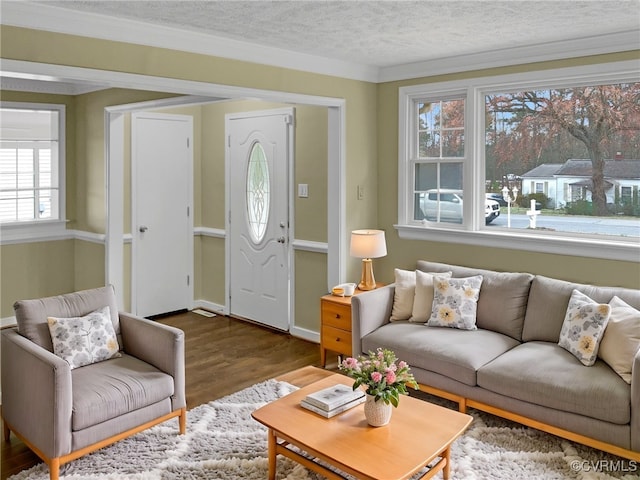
xmin=37 ymin=0 xmax=640 ymax=68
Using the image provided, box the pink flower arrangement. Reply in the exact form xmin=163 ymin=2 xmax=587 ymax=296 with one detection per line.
xmin=339 ymin=348 xmax=418 ymax=406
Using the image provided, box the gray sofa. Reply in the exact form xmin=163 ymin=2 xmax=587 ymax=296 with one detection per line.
xmin=351 ymin=261 xmax=640 ymax=460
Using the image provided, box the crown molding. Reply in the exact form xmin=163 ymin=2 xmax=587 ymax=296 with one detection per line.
xmin=1 ymin=2 xmax=638 ymax=85
xmin=0 ymin=2 xmax=378 ymax=82
xmin=378 ymin=30 xmax=640 ymax=82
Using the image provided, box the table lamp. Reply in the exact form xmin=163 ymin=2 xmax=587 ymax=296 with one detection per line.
xmin=350 ymin=229 xmax=387 ymax=291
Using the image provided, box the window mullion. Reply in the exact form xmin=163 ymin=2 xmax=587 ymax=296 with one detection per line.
xmin=34 ymin=147 xmax=40 ymax=219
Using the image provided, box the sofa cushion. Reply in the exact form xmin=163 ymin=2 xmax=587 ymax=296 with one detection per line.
xmin=558 ymin=290 xmax=611 ymax=366
xmin=362 ymin=322 xmax=520 ymax=386
xmin=599 ymin=296 xmax=640 ymax=384
xmin=522 ymin=276 xmax=640 ymax=343
xmin=47 ymin=306 xmax=122 ymax=369
xmin=14 ymin=285 xmax=121 ymax=353
xmin=71 ymin=353 xmax=174 ymax=431
xmin=417 ymin=261 xmax=533 ymax=340
xmin=390 ymin=269 xmax=416 ymax=321
xmin=428 ymin=275 xmax=483 ymax=330
xmin=410 ymin=270 xmax=451 ymax=323
xmin=477 ymin=342 xmax=630 ymax=425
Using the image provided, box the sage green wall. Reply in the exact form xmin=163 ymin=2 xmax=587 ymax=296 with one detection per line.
xmin=1 ymin=240 xmax=75 ymax=315
xmin=295 ymin=250 xmax=329 ymax=332
xmin=74 ymin=240 xmax=105 ymax=288
xmin=375 ymin=52 xmax=640 ymax=289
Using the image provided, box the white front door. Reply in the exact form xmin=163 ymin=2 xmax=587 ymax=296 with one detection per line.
xmin=226 ymin=108 xmax=293 ymax=331
xmin=132 ymin=112 xmax=193 ymax=317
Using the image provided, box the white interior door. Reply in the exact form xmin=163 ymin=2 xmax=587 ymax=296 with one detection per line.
xmin=132 ymin=112 xmax=193 ymax=317
xmin=227 ymin=108 xmax=293 ymax=331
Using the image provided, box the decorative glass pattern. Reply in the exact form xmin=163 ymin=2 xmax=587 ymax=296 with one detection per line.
xmin=246 ymin=142 xmax=270 ymax=243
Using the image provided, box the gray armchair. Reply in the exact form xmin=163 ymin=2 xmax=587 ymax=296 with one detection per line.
xmin=1 ymin=285 xmax=186 ymax=480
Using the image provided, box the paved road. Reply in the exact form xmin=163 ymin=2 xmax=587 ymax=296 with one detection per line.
xmin=488 ymin=213 xmax=640 ymax=238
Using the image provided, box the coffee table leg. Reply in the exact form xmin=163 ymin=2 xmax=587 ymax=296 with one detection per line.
xmin=267 ymin=428 xmax=277 ymax=480
xmin=443 ymin=446 xmax=451 ymax=480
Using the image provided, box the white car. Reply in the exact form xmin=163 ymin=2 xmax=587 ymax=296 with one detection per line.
xmin=419 ymin=189 xmax=500 ymax=225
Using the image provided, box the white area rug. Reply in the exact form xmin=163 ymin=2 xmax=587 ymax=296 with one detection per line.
xmin=9 ymin=380 xmax=638 ymax=480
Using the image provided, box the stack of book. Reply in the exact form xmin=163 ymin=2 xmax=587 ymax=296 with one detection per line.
xmin=301 ymin=384 xmax=365 ymax=418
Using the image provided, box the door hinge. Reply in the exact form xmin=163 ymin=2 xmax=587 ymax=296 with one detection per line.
xmin=284 ymin=114 xmax=293 ymax=125
xmin=187 ymin=137 xmax=190 ymax=148
xmin=228 ymin=135 xmax=231 ymax=148
xmin=228 ymin=210 xmax=231 ymax=223
xmin=187 ymin=206 xmax=190 ymax=217
xmin=187 ymin=275 xmax=190 ymax=286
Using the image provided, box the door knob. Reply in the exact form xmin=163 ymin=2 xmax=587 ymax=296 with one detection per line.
xmin=277 ymin=236 xmax=285 ymax=243
xmin=139 ymin=225 xmax=148 ymax=233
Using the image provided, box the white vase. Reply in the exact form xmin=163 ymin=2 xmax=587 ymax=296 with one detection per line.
xmin=363 ymin=393 xmax=392 ymax=426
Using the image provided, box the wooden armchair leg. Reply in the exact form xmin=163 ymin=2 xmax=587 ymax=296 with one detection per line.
xmin=49 ymin=457 xmax=60 ymax=480
xmin=179 ymin=408 xmax=187 ymax=435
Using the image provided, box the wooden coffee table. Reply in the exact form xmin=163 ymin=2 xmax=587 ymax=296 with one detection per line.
xmin=252 ymin=372 xmax=472 ymax=480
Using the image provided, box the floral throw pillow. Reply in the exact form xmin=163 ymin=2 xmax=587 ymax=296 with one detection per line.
xmin=47 ymin=306 xmax=121 ymax=369
xmin=427 ymin=275 xmax=483 ymax=330
xmin=558 ymin=290 xmax=611 ymax=366
xmin=410 ymin=270 xmax=452 ymax=323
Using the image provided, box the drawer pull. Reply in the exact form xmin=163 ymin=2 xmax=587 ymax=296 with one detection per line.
xmin=335 ymin=337 xmax=340 ymax=342
xmin=334 ymin=314 xmax=341 ymax=318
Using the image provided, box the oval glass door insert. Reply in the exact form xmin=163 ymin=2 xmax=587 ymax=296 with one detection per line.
xmin=246 ymin=142 xmax=270 ymax=243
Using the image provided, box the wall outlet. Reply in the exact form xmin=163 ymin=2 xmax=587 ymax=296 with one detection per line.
xmin=298 ymin=183 xmax=309 ymax=198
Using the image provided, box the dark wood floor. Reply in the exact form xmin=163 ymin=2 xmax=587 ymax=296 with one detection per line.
xmin=1 ymin=311 xmax=333 ymax=479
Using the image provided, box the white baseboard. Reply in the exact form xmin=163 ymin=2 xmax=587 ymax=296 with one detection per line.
xmin=191 ymin=300 xmax=319 ymax=344
xmin=290 ymin=324 xmax=320 ymax=344
xmin=192 ymin=299 xmax=227 ymax=316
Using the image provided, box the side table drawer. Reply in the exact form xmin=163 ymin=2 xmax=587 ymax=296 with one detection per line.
xmin=321 ymin=325 xmax=352 ymax=356
xmin=321 ymin=301 xmax=351 ymax=330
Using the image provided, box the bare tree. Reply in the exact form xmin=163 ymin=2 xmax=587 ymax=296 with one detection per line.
xmin=487 ymin=84 xmax=640 ymax=215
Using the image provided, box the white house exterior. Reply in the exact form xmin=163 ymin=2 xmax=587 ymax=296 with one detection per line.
xmin=521 ymin=159 xmax=640 ymax=209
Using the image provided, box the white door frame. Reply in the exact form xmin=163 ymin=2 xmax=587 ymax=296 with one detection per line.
xmin=0 ymin=61 xmax=346 ymax=325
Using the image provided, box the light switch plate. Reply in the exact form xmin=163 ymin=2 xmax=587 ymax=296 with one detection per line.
xmin=298 ymin=183 xmax=309 ymax=198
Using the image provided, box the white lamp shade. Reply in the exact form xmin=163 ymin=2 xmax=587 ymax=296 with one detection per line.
xmin=350 ymin=230 xmax=387 ymax=259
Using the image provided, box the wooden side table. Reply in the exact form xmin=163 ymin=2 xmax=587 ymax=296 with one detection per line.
xmin=320 ymin=284 xmax=384 ymax=367
xmin=320 ymin=294 xmax=353 ymax=367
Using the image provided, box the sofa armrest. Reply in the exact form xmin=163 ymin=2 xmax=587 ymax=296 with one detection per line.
xmin=119 ymin=313 xmax=186 ymax=410
xmin=631 ymin=348 xmax=640 ymax=452
xmin=351 ymin=285 xmax=395 ymax=357
xmin=1 ymin=328 xmax=72 ymax=458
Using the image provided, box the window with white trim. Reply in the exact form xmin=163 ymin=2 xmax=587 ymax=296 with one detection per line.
xmin=0 ymin=103 xmax=65 ymax=226
xmin=413 ymin=98 xmax=465 ymax=224
xmin=398 ymin=61 xmax=640 ymax=261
